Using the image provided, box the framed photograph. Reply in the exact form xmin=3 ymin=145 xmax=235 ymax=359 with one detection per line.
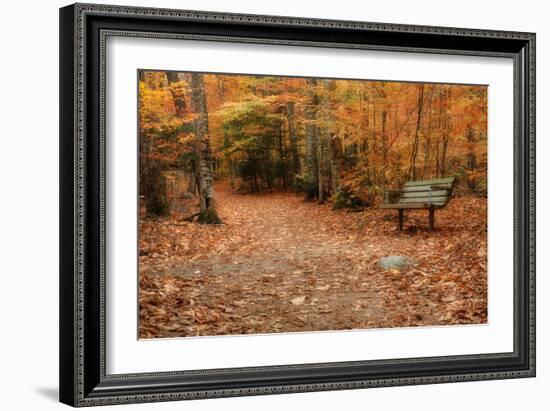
xmin=59 ymin=3 xmax=535 ymax=407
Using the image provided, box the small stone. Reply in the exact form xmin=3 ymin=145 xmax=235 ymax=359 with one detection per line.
xmin=378 ymin=255 xmax=416 ymax=271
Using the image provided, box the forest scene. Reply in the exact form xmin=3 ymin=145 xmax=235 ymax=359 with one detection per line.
xmin=138 ymin=70 xmax=488 ymax=339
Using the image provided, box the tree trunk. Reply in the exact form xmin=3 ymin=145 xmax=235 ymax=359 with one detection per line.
xmin=318 ymin=137 xmax=325 ymax=204
xmin=142 ymin=158 xmax=169 ymax=218
xmin=370 ymin=103 xmax=377 ymax=185
xmin=277 ymin=118 xmax=287 ymax=189
xmin=440 ymin=89 xmax=451 ymax=178
xmin=381 ymin=109 xmax=388 ymax=189
xmin=166 ymin=72 xmax=186 ymax=117
xmin=166 ymin=71 xmax=178 ymax=83
xmin=435 ymin=88 xmax=444 ymax=178
xmin=466 ymin=126 xmax=477 ymax=171
xmin=216 ymin=77 xmax=225 ymax=98
xmin=440 ymin=124 xmax=449 ymax=178
xmin=166 ymin=71 xmax=197 ymax=196
xmin=408 ymin=84 xmax=425 ymax=181
xmin=317 ymin=79 xmax=336 ymax=203
xmin=190 ymin=73 xmax=222 ymax=224
xmin=304 ymin=78 xmax=318 ymax=187
xmin=286 ymin=101 xmax=300 ymax=182
xmin=329 ymin=134 xmax=344 ymax=195
xmin=186 ymin=170 xmax=197 ymax=195
xmin=324 ymin=80 xmax=344 ymax=196
xmin=422 ymin=86 xmax=435 ymax=179
xmin=466 ymin=125 xmax=477 ymax=190
xmin=138 ymin=73 xmax=170 ymax=218
xmin=359 ymin=90 xmax=370 ymax=180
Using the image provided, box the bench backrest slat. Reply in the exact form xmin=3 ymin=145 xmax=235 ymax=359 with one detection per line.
xmin=401 ymin=189 xmax=448 ymax=198
xmin=399 ymin=197 xmax=448 ymax=206
xmin=397 ymin=177 xmax=455 ymax=207
xmin=403 ymin=177 xmax=455 ymax=187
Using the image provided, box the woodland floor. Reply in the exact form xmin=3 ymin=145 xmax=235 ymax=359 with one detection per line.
xmin=139 ymin=182 xmax=488 ymax=339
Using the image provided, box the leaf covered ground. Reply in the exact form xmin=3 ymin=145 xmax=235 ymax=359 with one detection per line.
xmin=139 ymin=184 xmax=487 ymax=338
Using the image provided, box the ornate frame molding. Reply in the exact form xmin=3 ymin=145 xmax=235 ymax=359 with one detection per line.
xmin=60 ymin=3 xmax=535 ymax=407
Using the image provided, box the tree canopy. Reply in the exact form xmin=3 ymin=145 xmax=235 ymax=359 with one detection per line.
xmin=139 ymin=70 xmax=487 ymax=216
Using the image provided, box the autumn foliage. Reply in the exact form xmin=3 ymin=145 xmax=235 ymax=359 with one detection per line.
xmin=140 ymin=71 xmax=487 ymax=206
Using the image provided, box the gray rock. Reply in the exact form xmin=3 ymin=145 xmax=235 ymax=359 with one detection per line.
xmin=378 ymin=255 xmax=416 ymax=271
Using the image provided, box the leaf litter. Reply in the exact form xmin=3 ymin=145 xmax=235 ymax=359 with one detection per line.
xmin=139 ymin=184 xmax=487 ymax=338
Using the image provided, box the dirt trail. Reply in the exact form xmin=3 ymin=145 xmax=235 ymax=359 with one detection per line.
xmin=171 ymin=186 xmax=367 ymax=278
xmin=139 ymin=184 xmax=488 ymax=338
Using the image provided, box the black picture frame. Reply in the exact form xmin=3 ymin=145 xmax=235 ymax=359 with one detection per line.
xmin=59 ymin=3 xmax=536 ymax=407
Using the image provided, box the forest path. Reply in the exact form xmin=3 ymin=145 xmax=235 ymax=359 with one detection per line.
xmin=167 ymin=184 xmax=386 ymax=335
xmin=139 ymin=183 xmax=488 ymax=338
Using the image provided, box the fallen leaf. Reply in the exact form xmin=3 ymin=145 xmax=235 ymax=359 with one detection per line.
xmin=291 ymin=296 xmax=306 ymax=305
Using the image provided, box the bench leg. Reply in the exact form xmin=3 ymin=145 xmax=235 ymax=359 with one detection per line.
xmin=428 ymin=207 xmax=435 ymax=232
xmin=398 ymin=209 xmax=404 ymax=231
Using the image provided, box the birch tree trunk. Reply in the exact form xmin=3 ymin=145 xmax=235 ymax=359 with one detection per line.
xmin=190 ymin=73 xmax=222 ymax=224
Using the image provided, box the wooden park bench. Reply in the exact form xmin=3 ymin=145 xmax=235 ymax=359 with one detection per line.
xmin=380 ymin=177 xmax=456 ymax=231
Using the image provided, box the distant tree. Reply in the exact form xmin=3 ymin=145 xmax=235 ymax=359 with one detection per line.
xmin=304 ymin=78 xmax=319 ymax=196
